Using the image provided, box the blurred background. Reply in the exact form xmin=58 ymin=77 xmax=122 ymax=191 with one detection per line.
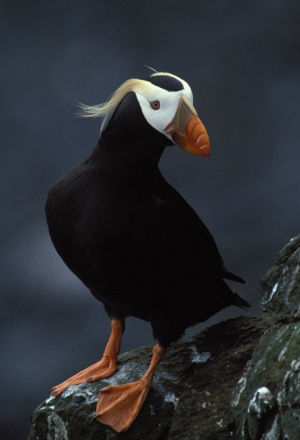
xmin=1 ymin=0 xmax=299 ymax=438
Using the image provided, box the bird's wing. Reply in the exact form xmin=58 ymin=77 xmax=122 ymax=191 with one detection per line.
xmin=153 ymin=170 xmax=222 ymax=266
xmin=152 ymin=169 xmax=245 ymax=283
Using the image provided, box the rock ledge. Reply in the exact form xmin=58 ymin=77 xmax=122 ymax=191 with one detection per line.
xmin=29 ymin=235 xmax=300 ymax=440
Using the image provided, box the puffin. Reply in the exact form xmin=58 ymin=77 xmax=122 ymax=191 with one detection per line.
xmin=46 ymin=71 xmax=249 ymax=432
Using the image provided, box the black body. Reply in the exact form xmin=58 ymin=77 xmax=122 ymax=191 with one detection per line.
xmin=46 ymin=91 xmax=249 ymax=347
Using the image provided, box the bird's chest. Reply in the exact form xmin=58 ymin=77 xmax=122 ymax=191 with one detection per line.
xmin=79 ymin=195 xmax=154 ymax=268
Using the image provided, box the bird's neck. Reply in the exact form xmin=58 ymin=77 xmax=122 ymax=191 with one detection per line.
xmin=88 ymin=136 xmax=165 ymax=195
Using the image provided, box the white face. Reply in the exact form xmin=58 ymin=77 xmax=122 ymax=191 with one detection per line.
xmin=134 ymin=75 xmax=194 ymax=142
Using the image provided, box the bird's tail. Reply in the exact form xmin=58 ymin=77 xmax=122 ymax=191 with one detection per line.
xmin=232 ymin=292 xmax=251 ymax=311
xmin=223 ymin=270 xmax=246 ymax=284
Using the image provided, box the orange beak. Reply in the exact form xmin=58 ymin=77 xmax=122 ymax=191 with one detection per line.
xmin=164 ymin=96 xmax=210 ymax=157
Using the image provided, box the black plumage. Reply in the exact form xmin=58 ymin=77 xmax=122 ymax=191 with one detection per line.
xmin=46 ymin=73 xmax=249 ymax=431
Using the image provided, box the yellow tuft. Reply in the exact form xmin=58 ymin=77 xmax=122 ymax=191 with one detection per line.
xmin=77 ymin=72 xmax=182 ymax=132
xmin=77 ymin=78 xmax=149 ymax=132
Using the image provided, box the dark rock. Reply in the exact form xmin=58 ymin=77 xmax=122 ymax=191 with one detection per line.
xmin=28 ymin=235 xmax=300 ymax=440
xmin=29 ymin=317 xmax=267 ymax=440
xmin=259 ymin=235 xmax=300 ymax=319
xmin=231 ymin=234 xmax=300 ymax=440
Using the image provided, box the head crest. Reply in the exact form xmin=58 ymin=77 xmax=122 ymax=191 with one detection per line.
xmin=77 ymin=72 xmax=183 ymax=132
xmin=77 ymin=78 xmax=150 ymax=132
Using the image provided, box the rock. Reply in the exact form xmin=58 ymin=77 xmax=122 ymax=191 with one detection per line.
xmin=231 ymin=235 xmax=300 ymax=440
xmin=28 ymin=235 xmax=300 ymax=440
xmin=29 ymin=317 xmax=268 ymax=440
xmin=259 ymin=235 xmax=300 ymax=319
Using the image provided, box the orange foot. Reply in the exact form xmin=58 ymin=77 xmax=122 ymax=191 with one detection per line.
xmin=95 ymin=344 xmax=165 ymax=432
xmin=51 ymin=319 xmax=124 ymax=396
xmin=51 ymin=355 xmax=117 ymax=396
xmin=96 ymin=379 xmax=150 ymax=432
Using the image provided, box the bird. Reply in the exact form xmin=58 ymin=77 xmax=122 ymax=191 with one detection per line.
xmin=45 ymin=71 xmax=250 ymax=432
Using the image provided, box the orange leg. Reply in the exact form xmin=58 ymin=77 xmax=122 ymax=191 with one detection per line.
xmin=95 ymin=343 xmax=165 ymax=432
xmin=51 ymin=318 xmax=124 ymax=396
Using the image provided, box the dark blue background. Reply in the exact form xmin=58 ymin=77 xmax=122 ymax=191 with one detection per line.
xmin=1 ymin=1 xmax=299 ymax=438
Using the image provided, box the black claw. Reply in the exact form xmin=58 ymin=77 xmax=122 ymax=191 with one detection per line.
xmin=90 ymin=413 xmax=100 ymax=423
xmin=99 ymin=387 xmax=109 ymax=393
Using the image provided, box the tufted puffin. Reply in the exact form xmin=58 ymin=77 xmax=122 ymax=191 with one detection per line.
xmin=46 ymin=71 xmax=249 ymax=432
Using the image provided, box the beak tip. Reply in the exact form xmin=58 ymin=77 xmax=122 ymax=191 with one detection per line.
xmin=199 ymin=144 xmax=210 ymax=157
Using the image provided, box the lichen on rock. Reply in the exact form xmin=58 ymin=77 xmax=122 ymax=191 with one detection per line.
xmin=231 ymin=234 xmax=300 ymax=440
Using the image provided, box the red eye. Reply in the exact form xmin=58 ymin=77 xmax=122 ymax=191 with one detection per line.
xmin=150 ymin=100 xmax=160 ymax=110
